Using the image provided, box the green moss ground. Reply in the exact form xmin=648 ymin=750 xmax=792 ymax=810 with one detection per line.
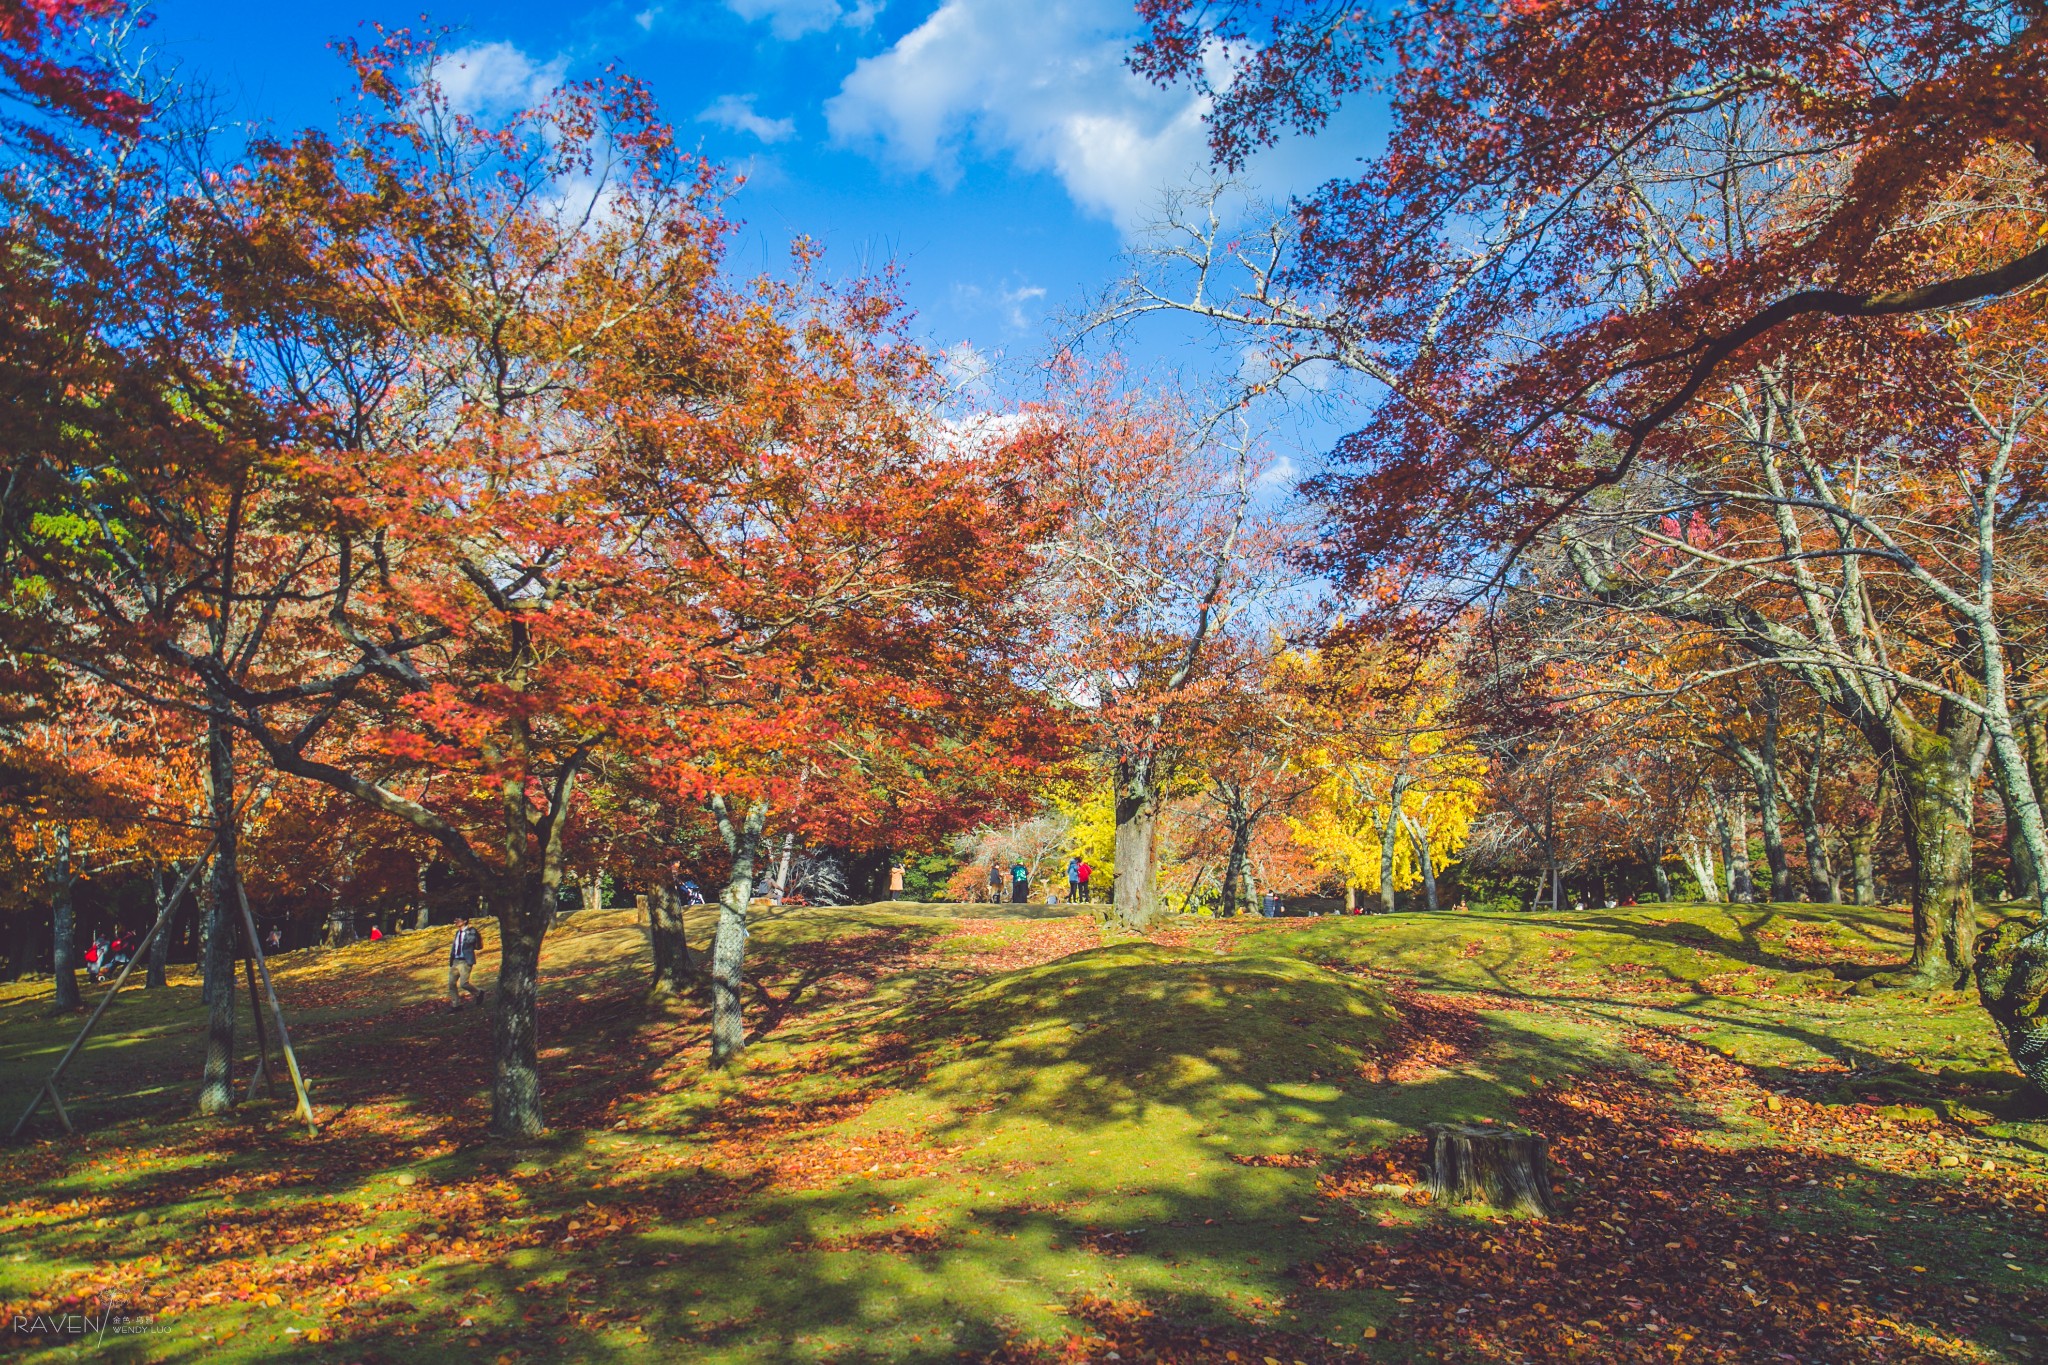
xmin=2 ymin=899 xmax=2045 ymax=1362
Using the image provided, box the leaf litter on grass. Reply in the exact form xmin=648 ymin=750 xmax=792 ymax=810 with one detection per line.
xmin=4 ymin=901 xmax=2048 ymax=1363
xmin=1301 ymin=1028 xmax=2048 ymax=1363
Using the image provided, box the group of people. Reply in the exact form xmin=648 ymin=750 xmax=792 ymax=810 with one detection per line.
xmin=82 ymin=929 xmax=136 ymax=984
xmin=985 ymin=856 xmax=1097 ymax=905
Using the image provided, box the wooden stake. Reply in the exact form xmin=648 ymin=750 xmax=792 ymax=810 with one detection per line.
xmin=42 ymin=1083 xmax=72 ymax=1134
xmin=242 ymin=951 xmax=277 ymax=1101
xmin=8 ymin=849 xmax=214 ymax=1141
xmin=234 ymin=874 xmax=317 ymax=1134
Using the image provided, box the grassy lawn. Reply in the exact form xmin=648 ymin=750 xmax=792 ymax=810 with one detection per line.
xmin=3 ymin=899 xmax=2047 ymax=1362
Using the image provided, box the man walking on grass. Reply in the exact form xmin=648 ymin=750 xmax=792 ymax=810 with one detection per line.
xmin=447 ymin=917 xmax=483 ymax=1011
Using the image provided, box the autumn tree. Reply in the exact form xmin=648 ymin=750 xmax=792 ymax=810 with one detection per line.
xmin=1288 ymin=640 xmax=1485 ymax=913
xmin=1034 ymin=370 xmax=1300 ymax=929
xmin=0 ymin=30 xmax=1061 ymax=1134
xmin=1183 ymin=636 xmax=1318 ymax=917
xmin=0 ymin=684 xmax=190 ymax=1006
xmin=1130 ymin=0 xmax=2048 ymax=564
xmin=1125 ymin=0 xmax=2048 ymax=987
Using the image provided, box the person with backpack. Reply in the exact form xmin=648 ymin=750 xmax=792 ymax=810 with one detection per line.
xmin=446 ymin=917 xmax=484 ymax=1011
xmin=1066 ymin=856 xmax=1082 ymax=904
xmin=1010 ymin=859 xmax=1029 ymax=904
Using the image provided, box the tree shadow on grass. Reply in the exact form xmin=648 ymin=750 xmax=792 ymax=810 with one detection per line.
xmin=11 ymin=911 xmax=2047 ymax=1364
xmin=69 ymin=950 xmax=2041 ymax=1364
xmin=0 ymin=928 xmax=1558 ymax=1361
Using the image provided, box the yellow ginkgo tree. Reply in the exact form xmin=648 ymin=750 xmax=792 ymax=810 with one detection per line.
xmin=1286 ymin=643 xmax=1486 ymax=912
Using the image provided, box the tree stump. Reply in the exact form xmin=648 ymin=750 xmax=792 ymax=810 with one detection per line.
xmin=1425 ymin=1123 xmax=1555 ymax=1217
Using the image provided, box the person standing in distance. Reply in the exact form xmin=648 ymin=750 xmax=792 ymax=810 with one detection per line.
xmin=1010 ymin=858 xmax=1029 ymax=905
xmin=447 ymin=917 xmax=484 ymax=1011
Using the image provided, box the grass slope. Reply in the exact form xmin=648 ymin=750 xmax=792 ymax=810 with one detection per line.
xmin=1 ymin=898 xmax=2046 ymax=1363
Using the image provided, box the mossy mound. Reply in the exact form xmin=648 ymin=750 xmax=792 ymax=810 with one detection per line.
xmin=908 ymin=943 xmax=1396 ymax=1130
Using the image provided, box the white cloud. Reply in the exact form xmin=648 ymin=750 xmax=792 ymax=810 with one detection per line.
xmin=726 ymin=0 xmax=878 ymax=40
xmin=431 ymin=42 xmax=568 ymax=117
xmin=699 ymin=94 xmax=797 ymax=144
xmin=824 ymin=0 xmax=1213 ymax=233
xmin=950 ymin=279 xmax=1048 ymax=334
xmin=1254 ymin=454 xmax=1299 ymax=490
xmin=940 ymin=341 xmax=993 ymax=390
xmin=999 ymin=283 xmax=1045 ymax=331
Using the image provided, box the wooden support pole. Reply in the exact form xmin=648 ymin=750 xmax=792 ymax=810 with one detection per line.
xmin=242 ymin=952 xmax=277 ymax=1100
xmin=42 ymin=1083 xmax=72 ymax=1134
xmin=234 ymin=874 xmax=316 ymax=1134
xmin=9 ymin=849 xmax=214 ymax=1141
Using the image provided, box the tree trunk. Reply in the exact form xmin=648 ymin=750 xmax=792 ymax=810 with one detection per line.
xmin=1756 ymin=785 xmax=1792 ymax=902
xmin=415 ymin=859 xmax=433 ymax=931
xmin=2007 ymin=807 xmax=2040 ymax=904
xmin=146 ymin=864 xmax=176 ymax=989
xmin=1680 ymin=836 xmax=1720 ymax=903
xmin=1403 ymin=809 xmax=1438 ymax=912
xmin=648 ymin=882 xmax=696 ymax=995
xmin=196 ymin=720 xmax=240 ymax=1116
xmin=2021 ymin=701 xmax=2048 ymax=901
xmin=1844 ymin=765 xmax=1890 ymax=906
xmin=1377 ymin=775 xmax=1411 ymax=914
xmin=1219 ymin=805 xmax=1252 ymax=919
xmin=1424 ymin=1123 xmax=1555 ymax=1217
xmin=5 ymin=910 xmax=34 ymax=982
xmin=1790 ymin=716 xmax=1841 ymax=903
xmin=1758 ymin=687 xmax=1794 ymax=901
xmin=1112 ymin=755 xmax=1162 ymax=930
xmin=847 ymin=847 xmax=889 ymax=904
xmin=1726 ymin=703 xmax=1794 ymax=902
xmin=1794 ymin=799 xmax=1839 ymax=904
xmin=489 ymin=891 xmax=548 ymax=1139
xmin=1891 ymin=737 xmax=1979 ymax=989
xmin=323 ymin=835 xmax=356 ymax=947
xmin=1974 ymin=920 xmax=2048 ymax=1096
xmin=1851 ymin=838 xmax=1880 ymax=906
xmin=1731 ymin=797 xmax=1755 ymax=902
xmin=1636 ymin=836 xmax=1672 ymax=902
xmin=49 ymin=826 xmax=78 ymax=1011
xmin=772 ymin=830 xmax=798 ymax=900
xmin=710 ymin=797 xmax=768 ymax=1067
xmin=1714 ymin=788 xmax=1754 ymax=902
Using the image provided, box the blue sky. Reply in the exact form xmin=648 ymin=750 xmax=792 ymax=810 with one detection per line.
xmin=141 ymin=0 xmax=1375 ymax=444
